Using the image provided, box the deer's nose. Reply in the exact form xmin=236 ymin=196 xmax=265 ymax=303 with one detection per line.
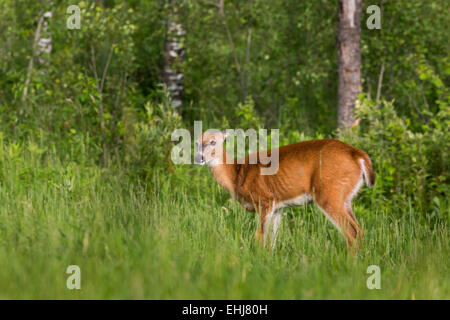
xmin=194 ymin=154 xmax=204 ymax=164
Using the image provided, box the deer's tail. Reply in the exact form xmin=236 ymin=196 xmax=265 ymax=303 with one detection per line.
xmin=357 ymin=153 xmax=375 ymax=188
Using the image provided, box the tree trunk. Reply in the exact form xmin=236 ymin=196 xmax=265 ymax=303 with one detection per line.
xmin=163 ymin=0 xmax=185 ymax=110
xmin=36 ymin=11 xmax=52 ymax=67
xmin=22 ymin=10 xmax=52 ymax=104
xmin=337 ymin=0 xmax=362 ymax=129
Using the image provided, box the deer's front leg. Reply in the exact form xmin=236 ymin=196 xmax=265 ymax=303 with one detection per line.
xmin=255 ymin=200 xmax=274 ymax=247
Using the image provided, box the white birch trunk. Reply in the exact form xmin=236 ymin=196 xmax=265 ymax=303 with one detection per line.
xmin=163 ymin=0 xmax=185 ymax=110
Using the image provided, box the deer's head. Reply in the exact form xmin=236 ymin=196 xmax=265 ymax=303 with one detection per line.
xmin=194 ymin=130 xmax=229 ymax=166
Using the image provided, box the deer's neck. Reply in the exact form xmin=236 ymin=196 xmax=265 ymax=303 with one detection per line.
xmin=208 ymin=148 xmax=237 ymax=195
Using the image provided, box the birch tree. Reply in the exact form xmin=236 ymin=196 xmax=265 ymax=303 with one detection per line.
xmin=22 ymin=7 xmax=53 ymax=104
xmin=163 ymin=0 xmax=185 ymax=110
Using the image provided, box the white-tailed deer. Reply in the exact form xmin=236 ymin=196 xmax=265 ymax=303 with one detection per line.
xmin=195 ymin=130 xmax=375 ymax=249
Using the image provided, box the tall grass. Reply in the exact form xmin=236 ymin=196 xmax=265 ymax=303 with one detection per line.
xmin=0 ymin=140 xmax=447 ymax=299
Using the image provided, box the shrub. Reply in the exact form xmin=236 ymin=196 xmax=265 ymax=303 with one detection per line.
xmin=122 ymin=87 xmax=182 ymax=181
xmin=342 ymin=96 xmax=449 ymax=218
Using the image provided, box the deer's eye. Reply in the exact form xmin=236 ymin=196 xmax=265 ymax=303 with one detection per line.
xmin=210 ymin=140 xmax=216 ymax=146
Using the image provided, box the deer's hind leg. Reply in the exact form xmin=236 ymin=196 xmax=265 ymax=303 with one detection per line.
xmin=315 ymin=201 xmax=359 ymax=247
xmin=344 ymin=177 xmax=365 ymax=244
xmin=313 ymin=173 xmax=364 ymax=249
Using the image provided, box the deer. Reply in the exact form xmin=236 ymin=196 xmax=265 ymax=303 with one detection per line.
xmin=194 ymin=130 xmax=375 ymax=250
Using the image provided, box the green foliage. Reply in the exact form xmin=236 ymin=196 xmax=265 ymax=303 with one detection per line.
xmin=342 ymin=97 xmax=449 ymax=218
xmin=0 ymin=0 xmax=145 ymax=161
xmin=0 ymin=0 xmax=448 ymax=161
xmin=183 ymin=0 xmax=338 ymax=132
xmin=361 ymin=0 xmax=449 ymax=123
xmin=122 ymin=87 xmax=182 ymax=180
xmin=0 ymin=0 xmax=446 ymax=216
xmin=220 ymin=96 xmax=263 ymax=129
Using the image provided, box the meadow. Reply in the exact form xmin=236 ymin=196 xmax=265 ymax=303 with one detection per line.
xmin=0 ymin=139 xmax=447 ymax=299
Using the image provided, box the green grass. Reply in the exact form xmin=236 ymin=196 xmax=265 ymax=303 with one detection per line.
xmin=0 ymin=143 xmax=448 ymax=299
